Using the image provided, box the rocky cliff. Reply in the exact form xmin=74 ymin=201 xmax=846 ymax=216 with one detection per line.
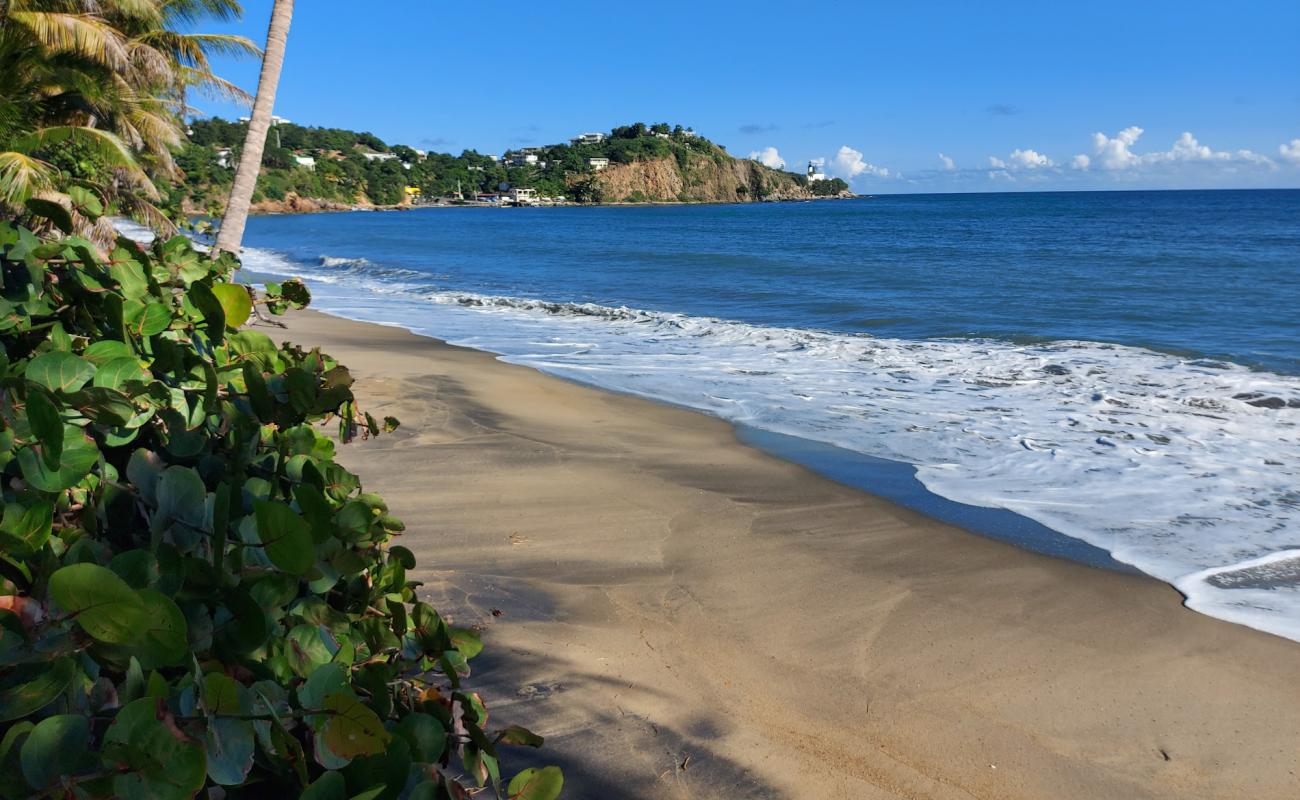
xmin=576 ymin=152 xmax=851 ymax=204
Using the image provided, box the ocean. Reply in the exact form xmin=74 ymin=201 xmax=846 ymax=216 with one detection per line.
xmin=206 ymin=189 xmax=1300 ymax=642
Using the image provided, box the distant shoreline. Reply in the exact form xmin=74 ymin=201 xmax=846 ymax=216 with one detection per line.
xmin=242 ymin=191 xmax=859 ymax=216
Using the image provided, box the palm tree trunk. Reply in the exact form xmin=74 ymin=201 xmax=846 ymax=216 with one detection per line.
xmin=214 ymin=0 xmax=292 ymax=255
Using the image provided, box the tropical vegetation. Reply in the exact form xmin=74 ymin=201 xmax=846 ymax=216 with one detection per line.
xmin=0 ymin=2 xmax=562 ymax=798
xmin=174 ymin=117 xmax=850 ymax=207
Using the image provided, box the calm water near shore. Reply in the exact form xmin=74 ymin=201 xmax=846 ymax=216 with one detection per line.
xmin=211 ymin=189 xmax=1299 ymax=641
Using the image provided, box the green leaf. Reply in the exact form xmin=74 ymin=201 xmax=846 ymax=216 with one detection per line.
xmin=496 ymin=725 xmax=544 ymax=748
xmin=255 ymin=501 xmax=314 ymax=575
xmin=127 ymin=448 xmax=164 ymax=505
xmin=0 ymin=658 xmax=76 ymax=722
xmin=24 ymin=351 xmax=95 ymax=393
xmin=320 ymin=692 xmax=390 ymax=760
xmin=109 ymin=253 xmax=150 ymax=301
xmin=388 ymin=545 xmax=415 ymax=569
xmin=16 ymin=426 xmax=99 ymax=492
xmin=24 ymin=389 xmax=62 ymax=470
xmin=507 ymin=766 xmax=564 ymax=800
xmin=104 ymin=698 xmax=207 ymax=800
xmin=67 ymin=186 xmax=103 ymax=219
xmin=394 ymin=712 xmax=446 ymax=763
xmin=301 ymin=771 xmax=347 ymax=800
xmin=189 ymin=282 xmax=226 ymax=342
xmin=450 ymin=627 xmax=484 ymax=660
xmin=20 ymin=714 xmax=93 ymax=790
xmin=205 ymin=717 xmax=256 ymax=786
xmin=211 ymin=283 xmax=252 ymax=328
xmin=127 ymin=589 xmax=188 ymax=669
xmin=124 ymin=301 xmax=171 ymax=338
xmin=82 ymin=340 xmax=132 ymax=364
xmin=24 ymin=198 xmax=73 ymax=233
xmin=48 ymin=563 xmax=147 ymax=644
xmin=92 ymin=356 xmax=149 ymax=390
xmin=284 ymin=624 xmax=335 ymax=679
xmin=0 ymin=501 xmax=53 ymax=553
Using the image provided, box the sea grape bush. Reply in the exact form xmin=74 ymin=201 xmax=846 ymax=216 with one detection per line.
xmin=0 ymin=204 xmax=562 ymax=799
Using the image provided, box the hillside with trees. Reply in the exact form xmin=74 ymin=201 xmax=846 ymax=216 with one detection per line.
xmin=173 ymin=119 xmax=853 ymax=211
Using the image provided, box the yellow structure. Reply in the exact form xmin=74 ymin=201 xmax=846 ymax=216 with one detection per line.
xmin=403 ymin=186 xmax=421 ymax=196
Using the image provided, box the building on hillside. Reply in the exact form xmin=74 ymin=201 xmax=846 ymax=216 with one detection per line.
xmin=509 ymin=187 xmax=538 ymax=205
xmin=807 ymin=161 xmax=827 ymax=182
xmin=654 ymin=132 xmax=670 ymax=139
xmin=362 ymin=152 xmax=398 ymax=162
xmin=570 ymin=132 xmax=606 ymax=145
xmin=587 ymin=157 xmax=610 ymax=171
xmin=506 ymin=152 xmax=540 ymax=167
xmin=238 ymin=115 xmax=291 ymax=126
xmin=680 ymin=128 xmax=697 ymax=138
xmin=294 ymin=155 xmax=316 ymax=170
xmin=404 ymin=186 xmax=421 ymax=198
xmin=215 ymin=148 xmax=233 ymax=168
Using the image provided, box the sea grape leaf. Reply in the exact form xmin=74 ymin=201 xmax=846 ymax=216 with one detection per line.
xmin=496 ymin=725 xmax=544 ymax=748
xmin=24 ymin=351 xmax=95 ymax=393
xmin=24 ymin=389 xmax=62 ymax=469
xmin=211 ymin=283 xmax=252 ymax=328
xmin=0 ymin=501 xmax=53 ymax=554
xmin=125 ymin=589 xmax=188 ymax=669
xmin=320 ymin=692 xmax=390 ymax=759
xmin=300 ymin=771 xmax=347 ymax=800
xmin=507 ymin=766 xmax=564 ymax=800
xmin=104 ymin=698 xmax=207 ymax=800
xmin=48 ymin=563 xmax=147 ymax=644
xmin=255 ymin=501 xmax=314 ymax=575
xmin=17 ymin=426 xmax=99 ymax=492
xmin=450 ymin=628 xmax=484 ymax=660
xmin=284 ymin=624 xmax=335 ymax=679
xmin=0 ymin=658 xmax=76 ymax=722
xmin=205 ymin=717 xmax=256 ymax=786
xmin=20 ymin=714 xmax=93 ymax=790
xmin=92 ymin=356 xmax=149 ymax=390
xmin=394 ymin=713 xmax=446 ymax=763
xmin=24 ymin=198 xmax=74 ymax=233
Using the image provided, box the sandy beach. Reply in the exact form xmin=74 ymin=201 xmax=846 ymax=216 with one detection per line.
xmin=272 ymin=309 xmax=1300 ymax=800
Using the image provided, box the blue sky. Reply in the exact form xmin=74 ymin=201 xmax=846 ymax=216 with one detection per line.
xmin=194 ymin=1 xmax=1300 ymax=192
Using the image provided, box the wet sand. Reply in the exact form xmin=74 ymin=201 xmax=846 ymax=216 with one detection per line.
xmin=272 ymin=309 xmax=1300 ymax=800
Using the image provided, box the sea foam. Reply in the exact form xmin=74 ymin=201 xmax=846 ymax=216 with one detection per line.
xmin=119 ymin=223 xmax=1300 ymax=643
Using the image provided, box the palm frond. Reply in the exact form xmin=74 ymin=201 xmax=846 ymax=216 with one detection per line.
xmin=12 ymin=124 xmax=157 ymax=198
xmin=160 ymin=0 xmax=244 ymax=24
xmin=0 ymin=150 xmax=54 ymax=206
xmin=8 ymin=11 xmax=129 ymax=70
xmin=178 ymin=64 xmax=253 ymax=106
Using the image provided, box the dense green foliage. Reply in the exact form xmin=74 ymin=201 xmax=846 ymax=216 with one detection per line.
xmin=0 ymin=0 xmax=258 ymax=239
xmin=0 ymin=198 xmax=562 ymax=799
xmin=175 ymin=118 xmax=772 ymax=207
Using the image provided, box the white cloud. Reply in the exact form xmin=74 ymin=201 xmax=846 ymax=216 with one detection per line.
xmin=1074 ymin=127 xmax=1275 ymax=171
xmin=1278 ymin=139 xmax=1300 ymax=165
xmin=938 ymin=153 xmax=955 ymax=171
xmin=1009 ymin=148 xmax=1055 ymax=169
xmin=987 ymin=149 xmax=1054 ymax=170
xmin=748 ymin=146 xmax=785 ymax=169
xmin=1085 ymin=126 xmax=1144 ymax=170
xmin=831 ymin=145 xmax=891 ymax=179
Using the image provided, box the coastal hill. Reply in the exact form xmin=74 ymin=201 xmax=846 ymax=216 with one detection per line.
xmin=174 ymin=119 xmax=852 ymax=212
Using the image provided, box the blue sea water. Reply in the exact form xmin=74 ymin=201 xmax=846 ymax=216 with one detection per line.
xmin=193 ymin=190 xmax=1300 ymax=640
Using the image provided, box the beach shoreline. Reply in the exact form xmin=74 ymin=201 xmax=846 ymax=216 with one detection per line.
xmin=270 ymin=308 xmax=1300 ymax=800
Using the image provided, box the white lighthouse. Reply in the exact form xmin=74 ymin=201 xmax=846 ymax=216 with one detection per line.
xmin=807 ymin=161 xmax=827 ymax=182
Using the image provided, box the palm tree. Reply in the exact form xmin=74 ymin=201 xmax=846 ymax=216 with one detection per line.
xmin=0 ymin=0 xmax=258 ymax=240
xmin=214 ymin=0 xmax=291 ymax=254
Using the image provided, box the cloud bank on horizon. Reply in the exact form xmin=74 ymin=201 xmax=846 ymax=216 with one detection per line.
xmin=748 ymin=126 xmax=1300 ymax=191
